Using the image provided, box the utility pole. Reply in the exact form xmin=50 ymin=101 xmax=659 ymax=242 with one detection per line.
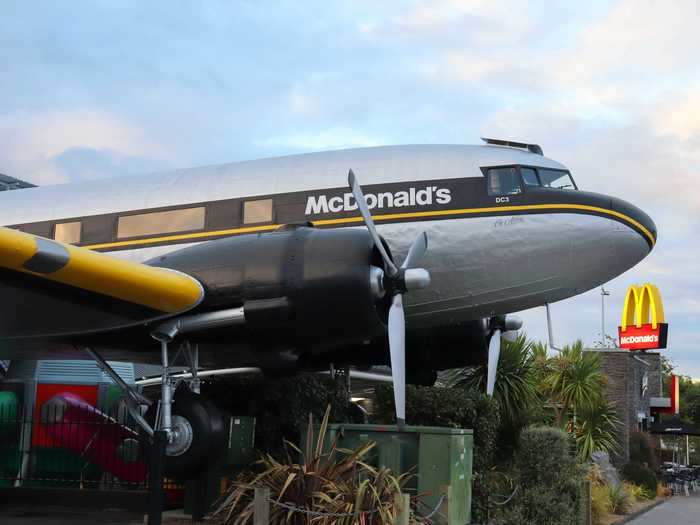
xmin=601 ymin=287 xmax=611 ymax=347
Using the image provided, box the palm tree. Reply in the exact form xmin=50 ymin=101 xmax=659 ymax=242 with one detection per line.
xmin=446 ymin=333 xmax=540 ymax=426
xmin=544 ymin=341 xmax=606 ymax=428
xmin=575 ymin=399 xmax=621 ymax=461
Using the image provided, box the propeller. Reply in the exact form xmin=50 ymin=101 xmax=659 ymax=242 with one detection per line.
xmin=348 ymin=170 xmax=431 ymax=425
xmin=486 ymin=315 xmax=523 ymax=397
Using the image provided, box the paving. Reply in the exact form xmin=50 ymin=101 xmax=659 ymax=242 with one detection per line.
xmin=627 ymin=493 xmax=700 ymax=525
xmin=0 ymin=505 xmax=143 ymax=525
xmin=0 ymin=506 xmax=201 ymax=524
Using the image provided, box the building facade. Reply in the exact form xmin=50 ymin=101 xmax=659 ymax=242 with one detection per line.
xmin=585 ymin=349 xmax=662 ymax=464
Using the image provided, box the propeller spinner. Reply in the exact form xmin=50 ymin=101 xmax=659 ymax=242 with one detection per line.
xmin=348 ymin=170 xmax=431 ymax=425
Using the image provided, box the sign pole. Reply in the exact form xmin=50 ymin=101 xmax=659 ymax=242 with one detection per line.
xmin=601 ymin=287 xmax=610 ymax=346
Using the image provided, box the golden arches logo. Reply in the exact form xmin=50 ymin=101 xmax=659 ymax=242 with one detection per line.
xmin=620 ymin=283 xmax=665 ymax=331
xmin=618 ymin=283 xmax=668 ymax=350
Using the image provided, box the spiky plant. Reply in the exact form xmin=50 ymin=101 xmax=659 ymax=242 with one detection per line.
xmin=446 ymin=333 xmax=540 ymax=426
xmin=545 ymin=341 xmax=606 ymax=427
xmin=211 ymin=406 xmax=411 ymax=524
xmin=575 ymin=399 xmax=621 ymax=461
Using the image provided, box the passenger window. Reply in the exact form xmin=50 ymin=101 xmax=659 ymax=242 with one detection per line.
xmin=243 ymin=199 xmax=273 ymax=224
xmin=487 ymin=167 xmax=522 ymax=196
xmin=117 ymin=207 xmax=205 ymax=238
xmin=54 ymin=221 xmax=82 ymax=244
xmin=521 ymin=168 xmax=540 ymax=186
xmin=538 ymin=169 xmax=577 ymax=190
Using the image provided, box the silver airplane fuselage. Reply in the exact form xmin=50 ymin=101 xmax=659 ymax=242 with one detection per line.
xmin=0 ymin=144 xmax=656 ymax=362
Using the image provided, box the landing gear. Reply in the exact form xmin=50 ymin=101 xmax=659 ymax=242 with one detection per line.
xmin=84 ymin=334 xmax=227 ymax=480
xmin=143 ymin=388 xmax=226 ymax=478
xmin=146 ymin=335 xmax=226 ymax=479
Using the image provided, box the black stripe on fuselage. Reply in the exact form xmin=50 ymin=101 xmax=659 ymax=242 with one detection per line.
xmin=7 ymin=177 xmax=655 ymax=252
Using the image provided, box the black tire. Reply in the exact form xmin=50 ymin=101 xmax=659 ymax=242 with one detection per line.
xmin=202 ymin=397 xmax=227 ymax=464
xmin=143 ymin=389 xmax=224 ymax=479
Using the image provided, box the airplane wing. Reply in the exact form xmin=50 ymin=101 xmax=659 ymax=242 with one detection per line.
xmin=0 ymin=226 xmax=204 ymax=339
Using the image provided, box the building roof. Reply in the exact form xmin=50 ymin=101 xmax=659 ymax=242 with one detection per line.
xmin=0 ymin=174 xmax=37 ymax=190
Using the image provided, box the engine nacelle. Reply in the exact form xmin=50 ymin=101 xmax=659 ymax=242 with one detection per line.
xmin=149 ymin=226 xmax=388 ymax=350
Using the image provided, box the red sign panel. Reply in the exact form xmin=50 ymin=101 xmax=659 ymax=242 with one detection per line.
xmin=618 ymin=323 xmax=668 ymax=350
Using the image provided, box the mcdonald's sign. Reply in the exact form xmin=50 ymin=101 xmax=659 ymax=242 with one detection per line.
xmin=618 ymin=283 xmax=668 ymax=350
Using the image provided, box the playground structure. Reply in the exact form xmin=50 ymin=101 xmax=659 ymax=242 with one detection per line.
xmin=0 ymin=360 xmax=151 ymax=491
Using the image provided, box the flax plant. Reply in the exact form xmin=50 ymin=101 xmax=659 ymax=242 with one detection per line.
xmin=212 ymin=406 xmax=411 ymax=525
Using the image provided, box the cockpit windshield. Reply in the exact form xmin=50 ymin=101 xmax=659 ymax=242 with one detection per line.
xmin=537 ymin=169 xmax=577 ymax=190
xmin=484 ymin=166 xmax=578 ymax=195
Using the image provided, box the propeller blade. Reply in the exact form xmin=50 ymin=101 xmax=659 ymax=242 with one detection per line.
xmin=486 ymin=329 xmax=501 ymax=397
xmin=401 ymin=231 xmax=428 ymax=270
xmin=348 ymin=170 xmax=398 ymax=277
xmin=388 ymin=293 xmax=406 ymax=424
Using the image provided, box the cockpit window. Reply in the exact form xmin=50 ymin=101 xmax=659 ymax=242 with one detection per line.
xmin=538 ymin=169 xmax=577 ymax=190
xmin=486 ymin=167 xmax=522 ymax=196
xmin=520 ymin=168 xmax=540 ymax=186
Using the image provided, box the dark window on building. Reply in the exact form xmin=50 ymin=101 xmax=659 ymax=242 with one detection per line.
xmin=117 ymin=207 xmax=205 ymax=239
xmin=486 ymin=167 xmax=522 ymax=196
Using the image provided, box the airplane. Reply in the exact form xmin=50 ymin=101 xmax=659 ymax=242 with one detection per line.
xmin=0 ymin=138 xmax=657 ymax=477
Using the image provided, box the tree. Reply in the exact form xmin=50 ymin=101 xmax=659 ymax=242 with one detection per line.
xmin=444 ymin=333 xmax=540 ymax=426
xmin=575 ymin=398 xmax=621 ymax=461
xmin=492 ymin=427 xmax=585 ymax=525
xmin=544 ymin=341 xmax=606 ymax=428
xmin=679 ymin=376 xmax=700 ymax=429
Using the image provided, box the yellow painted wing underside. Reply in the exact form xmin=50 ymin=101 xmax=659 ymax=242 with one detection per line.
xmin=0 ymin=226 xmax=203 ymax=314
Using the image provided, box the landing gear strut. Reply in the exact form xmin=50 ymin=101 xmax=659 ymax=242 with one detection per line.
xmin=84 ymin=339 xmax=226 ymax=479
xmin=145 ymin=335 xmax=226 ymax=478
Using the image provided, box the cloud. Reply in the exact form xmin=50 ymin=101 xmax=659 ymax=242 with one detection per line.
xmin=360 ymin=0 xmax=536 ymax=46
xmin=1 ymin=1 xmax=698 ymax=377
xmin=571 ymin=0 xmax=700 ymax=78
xmin=259 ymin=127 xmax=390 ymax=152
xmin=0 ymin=110 xmax=170 ymax=185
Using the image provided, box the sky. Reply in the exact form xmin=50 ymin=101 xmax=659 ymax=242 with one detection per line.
xmin=1 ymin=1 xmax=698 ymax=376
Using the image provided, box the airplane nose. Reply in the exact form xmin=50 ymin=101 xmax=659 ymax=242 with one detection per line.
xmin=610 ymin=196 xmax=657 ymax=250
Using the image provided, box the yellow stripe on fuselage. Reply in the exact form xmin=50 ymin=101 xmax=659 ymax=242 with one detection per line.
xmin=82 ymin=203 xmax=656 ymax=251
xmin=0 ymin=227 xmax=203 ymax=314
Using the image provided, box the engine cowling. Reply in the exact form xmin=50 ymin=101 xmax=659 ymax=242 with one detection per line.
xmin=149 ymin=226 xmax=389 ymax=350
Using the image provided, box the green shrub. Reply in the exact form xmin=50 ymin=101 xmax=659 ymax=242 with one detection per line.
xmin=372 ymin=385 xmax=499 ymax=524
xmin=591 ymin=483 xmax=611 ymax=524
xmin=621 ymin=462 xmax=657 ymax=496
xmin=607 ymin=484 xmax=631 ymax=514
xmin=624 ymin=481 xmax=654 ymax=503
xmin=212 ymin=407 xmax=411 ymax=524
xmin=629 ymin=431 xmax=657 ymax=469
xmin=201 ymin=373 xmax=362 ymax=459
xmin=491 ymin=427 xmax=586 ymax=525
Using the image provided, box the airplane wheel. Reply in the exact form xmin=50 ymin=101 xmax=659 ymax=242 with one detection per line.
xmin=201 ymin=396 xmax=227 ymax=464
xmin=144 ymin=389 xmax=225 ymax=479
